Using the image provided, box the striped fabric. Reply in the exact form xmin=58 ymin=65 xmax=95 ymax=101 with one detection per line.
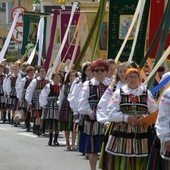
xmin=59 ymin=84 xmax=73 ymax=131
xmin=20 ymin=78 xmax=33 ymax=108
xmin=80 ymin=81 xmax=108 ymax=154
xmin=106 ymin=89 xmax=149 ymax=157
xmin=43 ymin=84 xmax=61 ymax=120
xmin=147 ymin=135 xmax=164 ymax=170
xmin=107 ymin=154 xmax=147 ymax=170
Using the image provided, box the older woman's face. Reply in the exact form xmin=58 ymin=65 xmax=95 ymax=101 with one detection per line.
xmin=126 ymin=72 xmax=140 ymax=89
xmin=93 ymin=66 xmax=107 ymax=82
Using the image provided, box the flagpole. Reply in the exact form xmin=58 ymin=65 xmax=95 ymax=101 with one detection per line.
xmin=144 ymin=46 xmax=170 ymax=85
xmin=128 ymin=0 xmax=146 ymax=62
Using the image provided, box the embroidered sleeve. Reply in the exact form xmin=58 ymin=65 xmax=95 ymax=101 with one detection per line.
xmin=97 ymin=85 xmax=114 ymax=123
xmin=78 ymin=82 xmax=93 ymax=115
xmin=156 ymin=89 xmax=170 ymax=141
xmin=107 ymin=89 xmax=128 ymax=122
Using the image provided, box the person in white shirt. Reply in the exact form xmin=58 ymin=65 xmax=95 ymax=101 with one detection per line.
xmin=17 ymin=66 xmax=35 ymax=131
xmin=5 ymin=64 xmax=19 ymax=125
xmin=57 ymin=70 xmax=78 ymax=150
xmin=97 ymin=61 xmax=132 ymax=170
xmin=155 ymin=87 xmax=170 ymax=168
xmin=0 ymin=64 xmax=7 ymax=123
xmin=78 ymin=59 xmax=110 ymax=170
xmin=68 ymin=62 xmax=93 ymax=153
xmin=39 ymin=72 xmax=62 ymax=146
xmin=25 ymin=66 xmax=48 ymax=136
xmin=106 ymin=68 xmax=157 ymax=170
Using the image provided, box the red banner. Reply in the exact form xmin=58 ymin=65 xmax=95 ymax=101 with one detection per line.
xmin=149 ymin=0 xmax=166 ymax=59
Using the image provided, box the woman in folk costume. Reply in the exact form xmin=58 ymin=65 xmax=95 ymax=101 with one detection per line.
xmin=16 ymin=66 xmax=35 ymax=131
xmin=5 ymin=64 xmax=19 ymax=125
xmin=3 ymin=64 xmax=12 ymax=124
xmin=25 ymin=66 xmax=48 ymax=136
xmin=68 ymin=62 xmax=93 ymax=151
xmin=97 ymin=62 xmax=135 ymax=127
xmin=39 ymin=72 xmax=62 ymax=146
xmin=0 ymin=64 xmax=7 ymax=123
xmin=105 ymin=68 xmax=157 ymax=170
xmin=78 ymin=59 xmax=110 ymax=170
xmin=57 ymin=70 xmax=78 ymax=150
xmin=150 ymin=87 xmax=170 ymax=170
xmin=97 ymin=61 xmax=136 ymax=170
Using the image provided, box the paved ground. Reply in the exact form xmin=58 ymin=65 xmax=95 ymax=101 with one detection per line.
xmin=0 ymin=119 xmax=100 ymax=170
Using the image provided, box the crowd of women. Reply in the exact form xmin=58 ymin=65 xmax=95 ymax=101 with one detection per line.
xmin=0 ymin=58 xmax=170 ymax=170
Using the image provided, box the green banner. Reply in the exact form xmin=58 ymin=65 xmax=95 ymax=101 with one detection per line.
xmin=21 ymin=11 xmax=49 ymax=56
xmin=108 ymin=0 xmax=150 ymax=64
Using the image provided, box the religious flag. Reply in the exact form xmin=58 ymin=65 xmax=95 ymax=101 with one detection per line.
xmin=60 ymin=9 xmax=80 ymax=63
xmin=148 ymin=0 xmax=165 ymax=60
xmin=108 ymin=0 xmax=150 ymax=64
xmin=21 ymin=11 xmax=49 ymax=56
xmin=44 ymin=6 xmax=80 ymax=63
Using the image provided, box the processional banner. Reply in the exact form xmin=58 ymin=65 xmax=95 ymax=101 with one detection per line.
xmin=108 ymin=0 xmax=150 ymax=64
xmin=21 ymin=11 xmax=49 ymax=56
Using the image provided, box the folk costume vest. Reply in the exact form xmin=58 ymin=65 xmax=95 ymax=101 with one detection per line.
xmin=32 ymin=78 xmax=48 ymax=110
xmin=84 ymin=81 xmax=108 ymax=136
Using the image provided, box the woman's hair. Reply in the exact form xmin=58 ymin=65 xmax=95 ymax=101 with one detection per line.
xmin=64 ymin=70 xmax=78 ymax=84
xmin=90 ymin=59 xmax=109 ymax=72
xmin=107 ymin=59 xmax=116 ymax=65
xmin=110 ymin=62 xmax=130 ymax=87
xmin=81 ymin=61 xmax=91 ymax=83
xmin=26 ymin=66 xmax=35 ymax=73
xmin=115 ymin=62 xmax=131 ymax=82
xmin=37 ymin=66 xmax=46 ymax=73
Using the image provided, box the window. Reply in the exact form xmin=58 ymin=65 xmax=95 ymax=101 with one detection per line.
xmin=0 ymin=1 xmax=14 ymax=24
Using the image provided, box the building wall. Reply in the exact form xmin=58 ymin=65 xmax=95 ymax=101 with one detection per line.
xmin=0 ymin=0 xmax=98 ymax=49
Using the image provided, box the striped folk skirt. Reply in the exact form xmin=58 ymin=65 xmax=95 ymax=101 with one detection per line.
xmin=19 ymin=89 xmax=27 ymax=109
xmin=7 ymin=88 xmax=17 ymax=109
xmin=58 ymin=96 xmax=73 ymax=131
xmin=79 ymin=133 xmax=104 ymax=154
xmin=42 ymin=97 xmax=59 ymax=120
xmin=32 ymin=90 xmax=42 ymax=111
xmin=79 ymin=117 xmax=104 ymax=154
xmin=31 ymin=90 xmax=42 ymax=118
xmin=105 ymin=122 xmax=149 ymax=157
xmin=99 ymin=122 xmax=115 ymax=170
xmin=147 ymin=135 xmax=166 ymax=170
xmin=107 ymin=154 xmax=148 ymax=170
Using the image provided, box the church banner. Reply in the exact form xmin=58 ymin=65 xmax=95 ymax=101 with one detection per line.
xmin=44 ymin=6 xmax=80 ymax=63
xmin=148 ymin=0 xmax=165 ymax=59
xmin=108 ymin=0 xmax=150 ymax=64
xmin=21 ymin=11 xmax=49 ymax=56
